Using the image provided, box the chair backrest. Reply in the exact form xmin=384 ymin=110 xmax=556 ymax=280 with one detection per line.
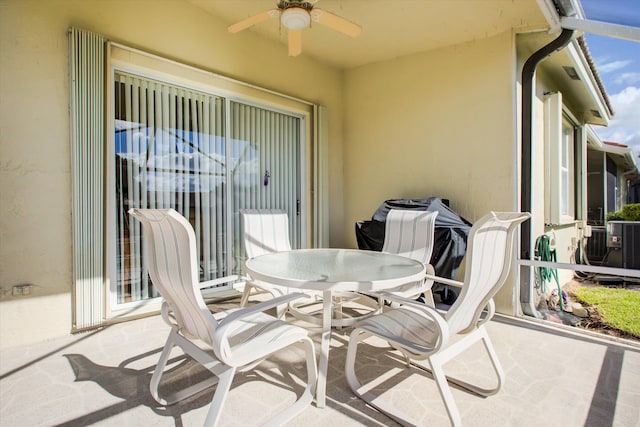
xmin=240 ymin=209 xmax=292 ymax=259
xmin=129 ymin=208 xmax=217 ymax=345
xmin=445 ymin=211 xmax=530 ymax=335
xmin=382 ymin=209 xmax=438 ymax=265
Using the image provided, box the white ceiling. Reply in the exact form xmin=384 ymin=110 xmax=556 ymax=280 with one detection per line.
xmin=187 ymin=0 xmax=551 ymax=69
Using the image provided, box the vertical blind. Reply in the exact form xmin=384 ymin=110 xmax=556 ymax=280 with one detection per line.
xmin=69 ymin=28 xmax=105 ymax=330
xmin=114 ymin=71 xmax=227 ymax=304
xmin=114 ymin=71 xmax=302 ymax=305
xmin=230 ymin=101 xmax=301 ymax=254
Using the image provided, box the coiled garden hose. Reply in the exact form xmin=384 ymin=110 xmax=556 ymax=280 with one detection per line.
xmin=535 ymin=234 xmax=563 ymax=310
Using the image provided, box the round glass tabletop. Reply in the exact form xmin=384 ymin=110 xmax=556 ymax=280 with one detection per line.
xmin=245 ymin=248 xmax=425 ymax=292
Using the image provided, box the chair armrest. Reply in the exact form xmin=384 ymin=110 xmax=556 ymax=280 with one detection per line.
xmin=477 ymin=299 xmax=496 ymax=326
xmin=424 ymin=264 xmax=435 ymax=275
xmin=423 ymin=274 xmax=464 ymax=289
xmin=243 ymin=276 xmax=279 ymax=292
xmin=213 ymin=292 xmax=310 ymax=365
xmin=218 ymin=292 xmax=309 ymax=326
xmin=376 ymin=292 xmax=450 ymax=349
xmin=377 ymin=291 xmax=443 ymax=316
xmin=422 ymin=264 xmax=435 ymax=285
xmin=160 ymin=301 xmax=177 ymax=327
xmin=198 ymin=275 xmax=239 ymax=290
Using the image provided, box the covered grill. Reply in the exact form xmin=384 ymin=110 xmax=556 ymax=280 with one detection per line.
xmin=355 ymin=198 xmax=472 ymax=303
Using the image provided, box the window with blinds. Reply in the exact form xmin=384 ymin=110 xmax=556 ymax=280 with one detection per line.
xmin=113 ymin=71 xmax=303 ymax=305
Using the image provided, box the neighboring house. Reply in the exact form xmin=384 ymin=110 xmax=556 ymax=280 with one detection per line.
xmin=587 ymin=135 xmax=640 ymax=225
xmin=0 ymin=0 xmax=621 ymax=348
xmin=584 ymin=131 xmax=640 ymax=265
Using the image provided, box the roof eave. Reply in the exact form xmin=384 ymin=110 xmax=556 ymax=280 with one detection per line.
xmin=565 ymin=38 xmax=614 ymax=124
xmin=587 ymin=126 xmax=640 ymax=175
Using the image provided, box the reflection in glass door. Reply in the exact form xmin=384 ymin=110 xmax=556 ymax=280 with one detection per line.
xmin=112 ymin=71 xmax=303 ymax=306
xmin=230 ymin=101 xmax=302 ymax=272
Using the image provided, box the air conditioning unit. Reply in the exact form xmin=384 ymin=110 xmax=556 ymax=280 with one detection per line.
xmin=606 ymin=221 xmax=640 ymax=269
xmin=585 ymin=226 xmax=607 ymax=264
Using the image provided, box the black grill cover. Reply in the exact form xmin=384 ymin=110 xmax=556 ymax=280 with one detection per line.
xmin=355 ymin=198 xmax=472 ymax=281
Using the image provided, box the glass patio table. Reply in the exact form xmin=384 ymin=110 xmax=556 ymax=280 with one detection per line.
xmin=245 ymin=248 xmax=426 ymax=408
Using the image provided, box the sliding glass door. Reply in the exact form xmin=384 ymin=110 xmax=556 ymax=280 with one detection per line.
xmin=230 ymin=101 xmax=302 ymax=256
xmin=112 ymin=70 xmax=303 ymax=306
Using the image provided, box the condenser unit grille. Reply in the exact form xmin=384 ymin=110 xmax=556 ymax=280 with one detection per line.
xmin=586 ymin=227 xmax=607 ymax=264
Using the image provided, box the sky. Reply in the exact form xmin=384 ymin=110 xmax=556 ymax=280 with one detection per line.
xmin=580 ymin=0 xmax=640 ymax=159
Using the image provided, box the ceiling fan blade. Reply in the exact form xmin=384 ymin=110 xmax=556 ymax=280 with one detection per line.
xmin=288 ymin=29 xmax=302 ymax=56
xmin=310 ymin=8 xmax=362 ymax=38
xmin=228 ymin=9 xmax=280 ymax=33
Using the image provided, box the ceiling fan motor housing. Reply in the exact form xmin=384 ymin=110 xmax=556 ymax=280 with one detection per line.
xmin=229 ymin=0 xmax=361 ymax=56
xmin=277 ymin=1 xmax=314 ymax=11
xmin=281 ymin=7 xmax=311 ymax=30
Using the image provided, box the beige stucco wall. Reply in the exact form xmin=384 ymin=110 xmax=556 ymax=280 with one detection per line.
xmin=342 ymin=31 xmax=520 ymax=312
xmin=0 ymin=0 xmax=344 ymax=348
xmin=343 ymin=31 xmax=519 ymax=237
xmin=524 ymin=51 xmax=587 ymax=312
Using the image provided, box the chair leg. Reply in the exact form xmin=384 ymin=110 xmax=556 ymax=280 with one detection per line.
xmin=149 ymin=330 xmax=177 ymax=405
xmin=345 ymin=328 xmax=423 ymax=427
xmin=428 ymin=354 xmax=462 ymax=427
xmin=203 ymin=367 xmax=236 ymax=427
xmin=263 ymin=337 xmax=318 ymax=427
xmin=154 ymin=333 xmax=315 ymax=426
xmin=275 ymin=302 xmax=288 ymax=320
xmin=410 ymin=327 xmax=504 ymax=398
xmin=424 ymin=290 xmax=435 ymax=307
xmin=345 ymin=329 xmax=368 ymax=396
xmin=476 ymin=327 xmax=504 ymax=396
xmin=347 ymin=327 xmax=503 ymax=427
xmin=439 ymin=327 xmax=504 ymax=397
xmin=151 ymin=329 xmax=219 ymax=407
xmin=240 ymin=284 xmax=253 ymax=307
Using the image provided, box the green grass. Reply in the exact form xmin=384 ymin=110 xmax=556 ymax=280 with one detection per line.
xmin=572 ymin=287 xmax=640 ymax=338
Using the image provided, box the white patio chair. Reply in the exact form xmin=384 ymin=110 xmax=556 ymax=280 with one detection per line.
xmin=240 ymin=209 xmax=375 ymax=327
xmin=129 ymin=208 xmax=317 ymax=427
xmin=239 ymin=209 xmax=295 ymax=318
xmin=371 ymin=209 xmax=439 ymax=307
xmin=345 ymin=211 xmax=530 ymax=427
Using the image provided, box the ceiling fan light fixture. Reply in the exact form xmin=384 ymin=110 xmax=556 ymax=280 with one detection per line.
xmin=281 ymin=7 xmax=310 ymax=30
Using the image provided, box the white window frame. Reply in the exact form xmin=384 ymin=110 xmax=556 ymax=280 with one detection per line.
xmin=544 ymin=92 xmax=576 ymax=225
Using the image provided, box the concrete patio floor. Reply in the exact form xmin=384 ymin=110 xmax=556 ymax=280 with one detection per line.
xmin=1 ymin=295 xmax=639 ymax=427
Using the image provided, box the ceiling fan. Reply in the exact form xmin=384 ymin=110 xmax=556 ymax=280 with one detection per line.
xmin=228 ymin=0 xmax=362 ymax=57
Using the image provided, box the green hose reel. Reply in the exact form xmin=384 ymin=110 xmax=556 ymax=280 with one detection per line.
xmin=535 ymin=234 xmax=563 ymax=310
